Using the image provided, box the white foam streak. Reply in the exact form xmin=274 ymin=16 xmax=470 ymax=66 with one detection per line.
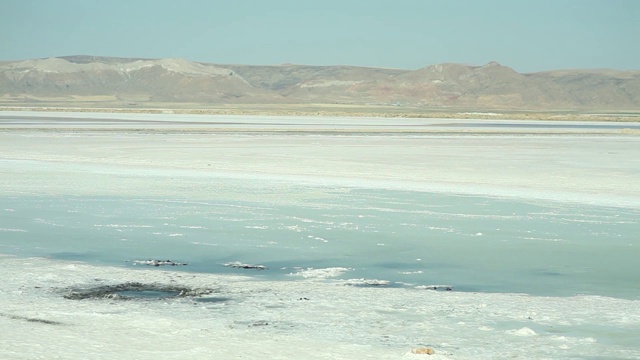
xmin=288 ymin=267 xmax=352 ymax=279
xmin=0 ymin=228 xmax=27 ymax=232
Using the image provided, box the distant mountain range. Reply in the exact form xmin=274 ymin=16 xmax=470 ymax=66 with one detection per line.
xmin=1 ymin=55 xmax=639 ymax=111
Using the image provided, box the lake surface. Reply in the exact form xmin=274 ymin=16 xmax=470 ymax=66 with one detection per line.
xmin=3 ymin=182 xmax=638 ymax=299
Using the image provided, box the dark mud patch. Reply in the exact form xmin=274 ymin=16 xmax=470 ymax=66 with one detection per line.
xmin=0 ymin=312 xmax=64 ymax=326
xmin=416 ymin=285 xmax=454 ymax=291
xmin=62 ymin=282 xmax=217 ymax=301
xmin=129 ymin=259 xmax=188 ymax=267
xmin=193 ymin=297 xmax=232 ymax=303
xmin=223 ymin=262 xmax=268 ymax=270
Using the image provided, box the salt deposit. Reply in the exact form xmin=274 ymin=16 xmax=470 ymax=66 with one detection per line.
xmin=1 ymin=112 xmax=639 ymax=359
xmin=2 ymin=255 xmax=639 ymax=359
xmin=1 ymin=111 xmax=639 ymax=208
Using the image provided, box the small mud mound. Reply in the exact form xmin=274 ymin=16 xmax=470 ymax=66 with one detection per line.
xmin=62 ymin=282 xmax=215 ymax=300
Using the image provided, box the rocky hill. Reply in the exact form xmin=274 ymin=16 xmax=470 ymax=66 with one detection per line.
xmin=1 ymin=55 xmax=638 ymax=111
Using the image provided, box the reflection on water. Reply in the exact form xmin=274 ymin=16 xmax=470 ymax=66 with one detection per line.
xmin=1 ymin=185 xmax=639 ymax=299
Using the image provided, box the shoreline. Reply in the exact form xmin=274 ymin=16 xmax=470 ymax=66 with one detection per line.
xmin=2 ymin=105 xmax=640 ymax=122
xmin=1 ymin=253 xmax=639 ymax=359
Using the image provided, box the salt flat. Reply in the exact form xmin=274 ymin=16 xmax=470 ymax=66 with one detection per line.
xmin=1 ymin=112 xmax=639 ymax=359
xmin=1 ymin=111 xmax=639 ymax=207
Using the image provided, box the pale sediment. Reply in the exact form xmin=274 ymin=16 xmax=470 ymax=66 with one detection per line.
xmin=1 ymin=112 xmax=639 ymax=208
xmin=1 ymin=255 xmax=639 ymax=359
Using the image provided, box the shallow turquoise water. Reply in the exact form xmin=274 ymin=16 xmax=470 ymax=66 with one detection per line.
xmin=2 ymin=186 xmax=639 ymax=298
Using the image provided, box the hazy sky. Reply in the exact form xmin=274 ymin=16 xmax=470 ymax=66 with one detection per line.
xmin=1 ymin=0 xmax=638 ymax=72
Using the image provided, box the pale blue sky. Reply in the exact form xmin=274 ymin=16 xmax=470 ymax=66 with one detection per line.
xmin=1 ymin=0 xmax=638 ymax=72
